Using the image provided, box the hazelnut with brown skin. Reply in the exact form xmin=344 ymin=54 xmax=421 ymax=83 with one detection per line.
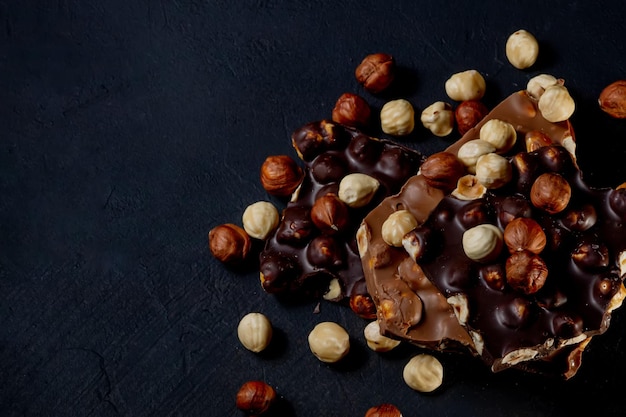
xmin=349 ymin=293 xmax=377 ymax=319
xmin=208 ymin=223 xmax=251 ymax=263
xmin=260 ymin=155 xmax=303 ymax=196
xmin=236 ymin=380 xmax=277 ymax=415
xmin=530 ymin=172 xmax=572 ymax=214
xmin=503 ymin=217 xmax=547 ymax=254
xmin=355 ymin=53 xmax=395 ymax=93
xmin=455 ymin=100 xmax=489 ymax=135
xmin=599 ymin=80 xmax=626 ymax=119
xmin=332 ymin=93 xmax=371 ymax=127
xmin=365 ymin=403 xmax=403 ymax=417
xmin=420 ymin=151 xmax=466 ymax=192
xmin=311 ymin=193 xmax=350 ymax=234
xmin=506 ymin=250 xmax=548 ymax=294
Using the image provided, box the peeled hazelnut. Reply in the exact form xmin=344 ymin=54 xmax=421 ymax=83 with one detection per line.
xmin=455 ymin=100 xmax=489 ymax=135
xmin=475 ymin=153 xmax=512 ymax=189
xmin=365 ymin=404 xmax=403 ymax=417
xmin=526 ymin=74 xmax=562 ymax=100
xmin=524 ymin=130 xmax=552 ymax=152
xmin=503 ymin=217 xmax=546 ymax=254
xmin=538 ymin=84 xmax=575 ymax=122
xmin=209 ymin=223 xmax=252 ymax=263
xmin=332 ymin=92 xmax=372 ymax=127
xmin=457 ymin=139 xmax=496 ymax=174
xmin=445 ymin=70 xmax=486 ymax=101
xmin=420 ymin=151 xmax=466 ymax=191
xmin=479 ymin=119 xmax=517 ymax=154
xmin=420 ymin=101 xmax=454 ymax=137
xmin=380 ymin=99 xmax=415 ymax=136
xmin=338 ymin=173 xmax=380 ymax=208
xmin=505 ymin=29 xmax=539 ymax=69
xmin=402 ymin=226 xmax=435 ymax=262
xmin=308 ymin=321 xmax=350 ymax=363
xmin=381 ymin=210 xmax=418 ymax=247
xmin=237 ymin=312 xmax=273 ymax=353
xmin=350 ymin=293 xmax=377 ymax=319
xmin=452 ymin=174 xmax=487 ymax=200
xmin=323 ymin=278 xmax=343 ymax=301
xmin=260 ymin=155 xmax=303 ymax=196
xmin=505 ymin=250 xmax=548 ymax=294
xmin=530 ymin=172 xmax=571 ymax=214
xmin=355 ymin=53 xmax=395 ymax=94
xmin=402 ymin=354 xmax=444 ymax=393
xmin=311 ymin=193 xmax=350 ymax=234
xmin=462 ymin=223 xmax=504 ymax=263
xmin=236 ymin=380 xmax=277 ymax=415
xmin=242 ymin=201 xmax=280 ymax=240
xmin=363 ymin=320 xmax=401 ymax=352
xmin=447 ymin=294 xmax=469 ymax=325
xmin=599 ymin=80 xmax=626 ymax=118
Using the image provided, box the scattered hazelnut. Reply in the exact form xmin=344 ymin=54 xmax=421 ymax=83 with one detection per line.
xmin=479 ymin=119 xmax=517 ymax=154
xmin=260 ymin=155 xmax=303 ymax=197
xmin=526 ymin=74 xmax=562 ymax=100
xmin=462 ymin=223 xmax=504 ymax=263
xmin=457 ymin=139 xmax=496 ymax=174
xmin=381 ymin=210 xmax=418 ymax=247
xmin=503 ymin=217 xmax=547 ymax=254
xmin=420 ymin=101 xmax=455 ymax=137
xmin=242 ymin=201 xmax=280 ymax=240
xmin=530 ymin=172 xmax=572 ymax=214
xmin=237 ymin=312 xmax=273 ymax=353
xmin=538 ymin=84 xmax=575 ymax=122
xmin=505 ymin=29 xmax=539 ymax=69
xmin=452 ymin=174 xmax=487 ymax=200
xmin=350 ymin=293 xmax=377 ymax=319
xmin=332 ymin=92 xmax=372 ymax=127
xmin=311 ymin=193 xmax=350 ymax=234
xmin=236 ymin=380 xmax=277 ymax=415
xmin=308 ymin=321 xmax=350 ymax=363
xmin=365 ymin=403 xmax=403 ymax=417
xmin=355 ymin=53 xmax=396 ymax=93
xmin=208 ymin=223 xmax=252 ymax=263
xmin=445 ymin=70 xmax=486 ymax=102
xmin=455 ymin=100 xmax=489 ymax=135
xmin=598 ymin=80 xmax=626 ymax=119
xmin=380 ymin=99 xmax=415 ymax=136
xmin=524 ymin=130 xmax=552 ymax=152
xmin=505 ymin=250 xmax=548 ymax=294
xmin=475 ymin=153 xmax=512 ymax=189
xmin=402 ymin=354 xmax=444 ymax=393
xmin=338 ymin=173 xmax=380 ymax=208
xmin=420 ymin=151 xmax=466 ymax=191
xmin=363 ymin=320 xmax=401 ymax=352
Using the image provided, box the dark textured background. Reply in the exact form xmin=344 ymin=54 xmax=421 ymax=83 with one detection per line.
xmin=2 ymin=1 xmax=626 ymax=416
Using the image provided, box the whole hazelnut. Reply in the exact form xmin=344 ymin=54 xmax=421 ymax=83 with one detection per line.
xmin=530 ymin=172 xmax=572 ymax=214
xmin=572 ymin=241 xmax=610 ymax=270
xmin=311 ymin=193 xmax=350 ymax=234
xmin=402 ymin=354 xmax=444 ymax=393
xmin=538 ymin=84 xmax=575 ymax=122
xmin=598 ymin=80 xmax=626 ymax=119
xmin=350 ymin=293 xmax=377 ymax=319
xmin=420 ymin=101 xmax=455 ymax=137
xmin=457 ymin=139 xmax=496 ymax=174
xmin=503 ymin=217 xmax=547 ymax=254
xmin=355 ymin=53 xmax=395 ymax=93
xmin=462 ymin=223 xmax=504 ymax=263
xmin=524 ymin=130 xmax=552 ymax=152
xmin=420 ymin=151 xmax=466 ymax=191
xmin=237 ymin=312 xmax=273 ymax=353
xmin=505 ymin=250 xmax=548 ymax=294
xmin=380 ymin=99 xmax=415 ymax=136
xmin=308 ymin=321 xmax=350 ymax=363
xmin=445 ymin=70 xmax=486 ymax=101
xmin=338 ymin=173 xmax=380 ymax=208
xmin=208 ymin=223 xmax=251 ymax=263
xmin=455 ymin=100 xmax=489 ymax=135
xmin=235 ymin=380 xmax=277 ymax=415
xmin=475 ymin=153 xmax=512 ymax=189
xmin=332 ymin=92 xmax=372 ymax=127
xmin=365 ymin=403 xmax=403 ymax=417
xmin=242 ymin=201 xmax=280 ymax=240
xmin=363 ymin=321 xmax=401 ymax=352
xmin=505 ymin=29 xmax=539 ymax=69
xmin=526 ymin=74 xmax=562 ymax=100
xmin=306 ymin=235 xmax=345 ymax=268
xmin=381 ymin=209 xmax=418 ymax=247
xmin=479 ymin=119 xmax=517 ymax=154
xmin=260 ymin=155 xmax=304 ymax=196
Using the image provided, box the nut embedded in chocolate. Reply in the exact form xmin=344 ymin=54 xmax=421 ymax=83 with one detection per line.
xmin=505 ymin=250 xmax=548 ymax=295
xmin=310 ymin=193 xmax=350 ymax=235
xmin=530 ymin=172 xmax=572 ymax=214
xmin=455 ymin=100 xmax=489 ymax=135
xmin=420 ymin=151 xmax=466 ymax=192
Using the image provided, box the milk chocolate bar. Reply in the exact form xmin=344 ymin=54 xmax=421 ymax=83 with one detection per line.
xmin=260 ymin=120 xmax=424 ymax=307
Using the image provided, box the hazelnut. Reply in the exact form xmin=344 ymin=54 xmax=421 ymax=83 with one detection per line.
xmin=619 ymin=251 xmax=626 ymax=277
xmin=503 ymin=217 xmax=547 ymax=254
xmin=236 ymin=380 xmax=277 ymax=415
xmin=365 ymin=403 xmax=403 ymax=417
xmin=355 ymin=53 xmax=395 ymax=93
xmin=307 ymin=235 xmax=345 ymax=268
xmin=260 ymin=155 xmax=303 ymax=196
xmin=332 ymin=92 xmax=372 ymax=127
xmin=455 ymin=100 xmax=489 ymax=135
xmin=208 ymin=223 xmax=251 ymax=263
xmin=419 ymin=151 xmax=466 ymax=191
xmin=562 ymin=204 xmax=598 ymax=232
xmin=311 ymin=193 xmax=350 ymax=234
xmin=237 ymin=312 xmax=273 ymax=353
xmin=402 ymin=226 xmax=434 ymax=262
xmin=242 ymin=201 xmax=279 ymax=240
xmin=530 ymin=172 xmax=571 ymax=214
xmin=323 ymin=278 xmax=343 ymax=301
xmin=381 ymin=210 xmax=418 ymax=247
xmin=505 ymin=250 xmax=548 ymax=294
xmin=380 ymin=99 xmax=415 ymax=136
xmin=444 ymin=69 xmax=486 ymax=101
xmin=447 ymin=294 xmax=469 ymax=325
xmin=598 ymin=80 xmax=626 ymax=119
xmin=524 ymin=130 xmax=552 ymax=152
xmin=402 ymin=354 xmax=444 ymax=393
xmin=538 ymin=84 xmax=575 ymax=122
xmin=462 ymin=224 xmax=504 ymax=263
xmin=505 ymin=29 xmax=539 ymax=69
xmin=451 ymin=174 xmax=487 ymax=201
xmin=479 ymin=264 xmax=506 ymax=291
xmin=308 ymin=321 xmax=350 ymax=363
xmin=457 ymin=139 xmax=496 ymax=174
xmin=363 ymin=321 xmax=401 ymax=352
xmin=420 ymin=101 xmax=454 ymax=137
xmin=479 ymin=119 xmax=517 ymax=154
xmin=572 ymin=241 xmax=610 ymax=270
xmin=475 ymin=153 xmax=512 ymax=189
xmin=338 ymin=173 xmax=380 ymax=208
xmin=496 ymin=297 xmax=531 ymax=329
xmin=350 ymin=293 xmax=377 ymax=319
xmin=526 ymin=74 xmax=562 ymax=100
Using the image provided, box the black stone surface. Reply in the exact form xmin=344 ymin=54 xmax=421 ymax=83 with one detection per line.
xmin=2 ymin=1 xmax=626 ymax=416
